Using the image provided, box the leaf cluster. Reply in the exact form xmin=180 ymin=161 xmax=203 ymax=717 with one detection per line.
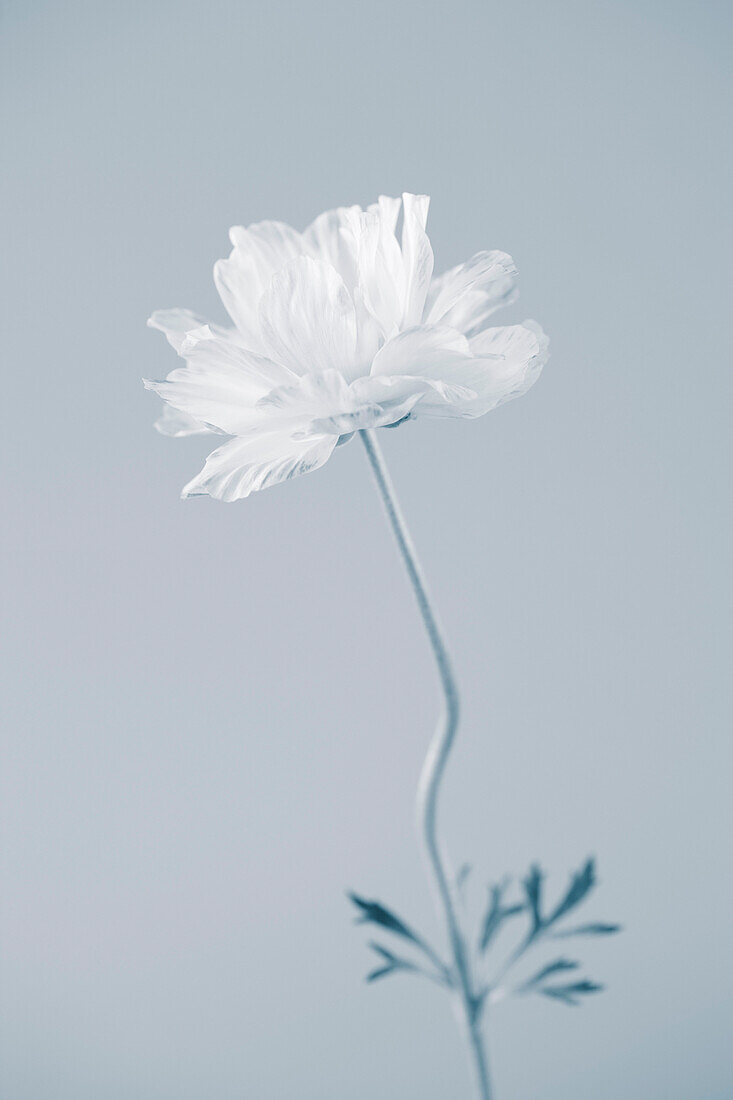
xmin=490 ymin=857 xmax=621 ymax=1006
xmin=347 ymin=892 xmax=451 ymax=987
xmin=347 ymin=857 xmax=620 ymax=1010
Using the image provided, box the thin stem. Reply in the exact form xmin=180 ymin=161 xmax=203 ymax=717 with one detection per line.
xmin=359 ymin=429 xmax=492 ymax=1100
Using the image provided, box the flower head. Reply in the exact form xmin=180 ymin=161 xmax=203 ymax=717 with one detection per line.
xmin=145 ymin=194 xmax=548 ymax=501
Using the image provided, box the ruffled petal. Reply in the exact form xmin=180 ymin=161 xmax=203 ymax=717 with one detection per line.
xmin=347 ymin=374 xmax=439 ymax=428
xmin=147 ymin=309 xmax=233 ymax=352
xmin=400 ymin=193 xmax=434 ymax=327
xmin=370 ymin=324 xmax=471 ymax=379
xmin=407 ymin=321 xmax=548 ymax=419
xmin=340 ymin=209 xmax=400 ymax=340
xmin=425 ymin=251 xmax=518 ymax=334
xmin=258 ymin=369 xmax=424 ymax=435
xmin=214 ymin=220 xmax=305 ymax=347
xmin=462 ymin=320 xmax=548 ymax=412
xmin=257 ymin=368 xmax=355 ymax=419
xmin=368 ymin=321 xmax=546 ymax=419
xmin=346 ymin=194 xmax=434 ymax=336
xmin=144 ymin=325 xmax=294 ymax=435
xmin=154 ymin=405 xmax=212 ymax=437
xmin=367 ymin=195 xmax=404 ymax=306
xmin=302 ymin=204 xmax=361 ymax=289
xmin=181 ymin=430 xmax=337 ymax=502
xmin=213 ymin=257 xmax=262 ymax=349
xmin=228 ymin=220 xmax=304 ymax=273
xmin=258 ymin=256 xmax=359 ymax=378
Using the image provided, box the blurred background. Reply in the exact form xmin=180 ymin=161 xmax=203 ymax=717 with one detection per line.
xmin=2 ymin=1 xmax=731 ymax=1097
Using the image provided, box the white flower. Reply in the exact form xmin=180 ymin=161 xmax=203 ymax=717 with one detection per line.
xmin=145 ymin=194 xmax=548 ymax=502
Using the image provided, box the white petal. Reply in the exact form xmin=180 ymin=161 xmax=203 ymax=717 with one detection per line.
xmin=463 ymin=320 xmax=549 ymax=410
xmin=370 ymin=324 xmax=471 ymax=379
xmin=256 ymin=369 xmax=420 ymax=435
xmin=178 ymin=326 xmax=293 ymax=389
xmin=181 ymin=430 xmax=337 ymax=502
xmin=352 ymin=286 xmax=383 ymax=370
xmin=154 ymin=405 xmax=213 ymax=437
xmin=302 ymin=205 xmax=361 ymax=288
xmin=228 ymin=219 xmax=304 ymax=271
xmin=303 ymin=207 xmax=383 ymax=366
xmin=348 ymin=194 xmax=433 ymax=334
xmin=257 ymin=368 xmax=353 ymax=419
xmin=343 ymin=374 xmax=427 ymax=429
xmin=368 ymin=195 xmax=404 ymax=300
xmin=369 ymin=321 xmax=546 ymax=419
xmin=144 ymin=326 xmax=294 ymax=435
xmin=425 ymin=251 xmax=518 ymax=333
xmin=258 ymin=256 xmax=359 ymax=378
xmin=359 ymin=368 xmax=476 ymax=421
xmin=344 ymin=209 xmax=402 ymax=340
xmin=213 ymin=256 xmax=263 ymax=349
xmin=407 ymin=321 xmax=548 ymax=419
xmin=400 ymin=193 xmax=434 ymax=327
xmin=214 ymin=220 xmax=305 ymax=347
xmin=369 ymin=194 xmax=401 ymax=236
xmin=148 ymin=309 xmax=233 ymax=352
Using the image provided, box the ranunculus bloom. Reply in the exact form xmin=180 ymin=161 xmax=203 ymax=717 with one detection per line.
xmin=145 ymin=194 xmax=548 ymax=501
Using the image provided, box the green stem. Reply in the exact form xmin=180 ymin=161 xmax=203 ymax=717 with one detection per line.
xmin=359 ymin=428 xmax=492 ymax=1100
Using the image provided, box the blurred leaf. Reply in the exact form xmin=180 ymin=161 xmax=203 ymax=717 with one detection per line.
xmin=522 ymin=958 xmax=579 ymax=989
xmin=347 ymin=892 xmax=449 ymax=981
xmin=365 ymin=941 xmax=419 ymax=982
xmin=548 ymin=859 xmax=596 ymax=925
xmin=366 ymin=966 xmax=396 ymax=982
xmin=456 ymin=863 xmax=472 ymax=891
xmin=486 ymin=860 xmax=620 ymax=997
xmin=523 ymin=864 xmax=544 ymax=937
xmin=551 ymin=922 xmax=622 ymax=938
xmin=369 ymin=943 xmax=399 ymax=963
xmin=504 ymin=904 xmax=525 ymax=919
xmin=348 ymin=893 xmax=423 ymax=947
xmin=479 ymin=884 xmax=503 ymax=950
xmin=479 ymin=882 xmax=525 ymax=953
xmin=540 ymin=986 xmax=581 ymax=1005
xmin=541 ymin=979 xmax=605 ymax=1006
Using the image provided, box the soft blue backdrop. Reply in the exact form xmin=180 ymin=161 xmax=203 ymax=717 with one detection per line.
xmin=2 ymin=1 xmax=731 ymax=1097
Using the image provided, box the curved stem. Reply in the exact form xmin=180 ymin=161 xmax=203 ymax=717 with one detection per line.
xmin=359 ymin=429 xmax=492 ymax=1100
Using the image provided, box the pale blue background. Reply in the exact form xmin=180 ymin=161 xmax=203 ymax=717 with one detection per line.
xmin=2 ymin=2 xmax=731 ymax=1098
